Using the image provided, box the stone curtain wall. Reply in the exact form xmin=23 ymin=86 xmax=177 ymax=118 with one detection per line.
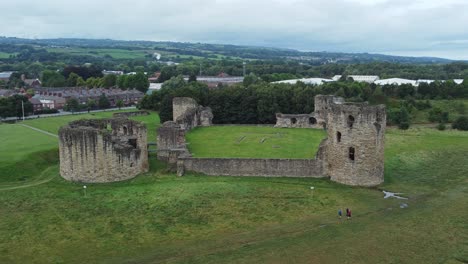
xmin=113 ymin=111 xmax=150 ymax=118
xmin=179 ymin=158 xmax=325 ymax=178
xmin=156 ymin=121 xmax=189 ymax=161
xmin=274 ymin=113 xmax=321 ymax=128
xmin=158 ymin=96 xmax=386 ymax=187
xmin=173 ymin=97 xmax=213 ymax=130
xmin=325 ymin=103 xmax=386 ymax=186
xmin=59 ymin=118 xmax=148 ymax=183
xmin=173 ymin=97 xmax=198 ymax=122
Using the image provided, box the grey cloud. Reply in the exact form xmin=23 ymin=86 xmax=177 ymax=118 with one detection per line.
xmin=1 ymin=0 xmax=467 ymax=59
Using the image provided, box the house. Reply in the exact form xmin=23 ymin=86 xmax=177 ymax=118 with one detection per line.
xmin=29 ymin=97 xmax=43 ymax=112
xmin=21 ymin=75 xmax=42 ymax=88
xmin=32 ymin=95 xmax=66 ymax=109
xmin=0 ymin=89 xmax=15 ymax=97
xmin=148 ymin=72 xmax=161 ymax=83
xmin=0 ymin=71 xmax=14 ymax=82
xmin=34 ymin=87 xmax=145 ymax=108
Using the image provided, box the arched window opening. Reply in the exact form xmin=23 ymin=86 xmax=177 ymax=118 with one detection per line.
xmin=349 ymin=147 xmax=355 ymax=161
xmin=348 ymin=115 xmax=355 ymax=128
xmin=309 ymin=117 xmax=317 ymax=125
xmin=123 ymin=126 xmax=128 ymax=135
xmin=291 ymin=118 xmax=297 ymax=125
xmin=337 ymin=132 xmax=342 ymax=143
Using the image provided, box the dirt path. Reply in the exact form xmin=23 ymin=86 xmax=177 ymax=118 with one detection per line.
xmin=0 ymin=166 xmax=57 ymax=191
xmin=19 ymin=124 xmax=58 ymax=138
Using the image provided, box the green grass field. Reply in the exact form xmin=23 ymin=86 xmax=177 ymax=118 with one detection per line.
xmin=0 ymin=52 xmax=15 ymax=59
xmin=186 ymin=126 xmax=326 ymax=158
xmin=47 ymin=47 xmax=149 ymax=59
xmin=0 ymin=113 xmax=467 ymax=263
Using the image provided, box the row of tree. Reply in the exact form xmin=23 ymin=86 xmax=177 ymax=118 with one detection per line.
xmin=140 ymin=75 xmax=468 ymax=130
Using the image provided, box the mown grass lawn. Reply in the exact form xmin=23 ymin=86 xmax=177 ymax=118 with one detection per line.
xmin=0 ymin=114 xmax=467 ymax=263
xmin=186 ymin=126 xmax=326 ymax=158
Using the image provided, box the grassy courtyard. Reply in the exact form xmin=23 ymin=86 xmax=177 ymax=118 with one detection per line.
xmin=0 ymin=113 xmax=467 ymax=263
xmin=186 ymin=126 xmax=326 ymax=158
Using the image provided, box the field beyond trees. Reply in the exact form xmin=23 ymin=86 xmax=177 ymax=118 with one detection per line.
xmin=0 ymin=112 xmax=467 ymax=263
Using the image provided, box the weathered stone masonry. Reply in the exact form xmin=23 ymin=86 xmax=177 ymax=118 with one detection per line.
xmin=158 ymin=95 xmax=386 ymax=187
xmin=59 ymin=118 xmax=148 ymax=183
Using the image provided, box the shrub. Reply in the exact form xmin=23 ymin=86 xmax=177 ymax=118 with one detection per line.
xmin=437 ymin=123 xmax=446 ymax=131
xmin=399 ymin=122 xmax=410 ymax=130
xmin=452 ymin=116 xmax=468 ymax=131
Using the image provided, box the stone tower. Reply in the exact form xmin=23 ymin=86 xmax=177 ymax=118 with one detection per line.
xmin=58 ymin=118 xmax=148 ymax=183
xmin=325 ymin=102 xmax=386 ymax=186
xmin=314 ymin=95 xmax=345 ymax=127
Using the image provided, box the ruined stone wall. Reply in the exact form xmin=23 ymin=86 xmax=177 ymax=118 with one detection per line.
xmin=325 ymin=103 xmax=386 ymax=186
xmin=59 ymin=118 xmax=148 ymax=183
xmin=158 ymin=95 xmax=386 ymax=187
xmin=173 ymin=97 xmax=213 ymax=130
xmin=156 ymin=121 xmax=188 ymax=161
xmin=173 ymin=97 xmax=199 ymax=122
xmin=313 ymin=95 xmax=345 ymax=126
xmin=113 ymin=111 xmax=150 ymax=118
xmin=178 ymin=158 xmax=324 ymax=178
xmin=274 ymin=113 xmax=320 ymax=128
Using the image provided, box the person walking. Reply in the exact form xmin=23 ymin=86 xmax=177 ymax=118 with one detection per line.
xmin=346 ymin=208 xmax=350 ymax=220
xmin=338 ymin=209 xmax=342 ymax=219
xmin=348 ymin=209 xmax=352 ymax=220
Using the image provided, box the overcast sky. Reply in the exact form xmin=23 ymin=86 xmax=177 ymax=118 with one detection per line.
xmin=2 ymin=0 xmax=468 ymax=59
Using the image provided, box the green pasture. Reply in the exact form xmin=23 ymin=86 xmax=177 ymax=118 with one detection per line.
xmin=411 ymin=99 xmax=468 ymax=123
xmin=0 ymin=52 xmax=15 ymax=59
xmin=186 ymin=126 xmax=326 ymax=158
xmin=0 ymin=112 xmax=467 ymax=263
xmin=47 ymin=47 xmax=149 ymax=59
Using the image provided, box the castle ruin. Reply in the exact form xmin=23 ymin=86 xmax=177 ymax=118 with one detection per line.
xmin=157 ymin=95 xmax=386 ymax=187
xmin=58 ymin=118 xmax=148 ymax=183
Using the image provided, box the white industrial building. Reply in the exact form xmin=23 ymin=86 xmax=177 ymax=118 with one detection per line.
xmin=347 ymin=75 xmax=380 ymax=83
xmin=273 ymin=78 xmax=334 ymax=85
xmin=375 ymin=78 xmax=418 ymax=86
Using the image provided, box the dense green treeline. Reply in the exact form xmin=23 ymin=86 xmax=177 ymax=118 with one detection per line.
xmin=141 ymin=75 xmax=468 ymax=128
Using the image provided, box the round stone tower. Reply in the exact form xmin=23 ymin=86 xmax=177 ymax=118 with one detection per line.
xmin=325 ymin=103 xmax=386 ymax=186
xmin=58 ymin=118 xmax=148 ymax=183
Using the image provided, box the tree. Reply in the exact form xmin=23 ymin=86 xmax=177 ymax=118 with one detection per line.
xmin=398 ymin=106 xmax=411 ymax=130
xmin=42 ymin=70 xmax=66 ymax=87
xmin=116 ymin=99 xmax=124 ymax=109
xmin=428 ymin=107 xmax=449 ymax=123
xmin=98 ymin=94 xmax=110 ymax=109
xmin=64 ymin=98 xmax=80 ymax=113
xmin=67 ymin=72 xmax=80 ymax=87
xmin=452 ymin=116 xmax=468 ymax=131
xmin=188 ymin=74 xmax=197 ymax=82
xmin=87 ymin=99 xmax=96 ymax=112
xmin=117 ymin=75 xmax=128 ymax=89
xmin=102 ymin=74 xmax=117 ymax=88
xmin=127 ymin=72 xmax=149 ymax=93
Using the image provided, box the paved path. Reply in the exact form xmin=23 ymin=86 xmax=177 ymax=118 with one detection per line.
xmin=19 ymin=124 xmax=58 ymax=138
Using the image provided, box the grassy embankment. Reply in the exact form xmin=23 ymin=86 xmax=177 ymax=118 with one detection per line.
xmin=0 ymin=112 xmax=467 ymax=263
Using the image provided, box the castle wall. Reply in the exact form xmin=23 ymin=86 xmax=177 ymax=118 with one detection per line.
xmin=59 ymin=118 xmax=148 ymax=183
xmin=173 ymin=97 xmax=198 ymax=122
xmin=156 ymin=121 xmax=188 ymax=161
xmin=325 ymin=103 xmax=386 ymax=186
xmin=158 ymin=96 xmax=386 ymax=187
xmin=314 ymin=95 xmax=345 ymax=125
xmin=178 ymin=158 xmax=324 ymax=178
xmin=274 ymin=113 xmax=321 ymax=128
xmin=113 ymin=111 xmax=150 ymax=118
